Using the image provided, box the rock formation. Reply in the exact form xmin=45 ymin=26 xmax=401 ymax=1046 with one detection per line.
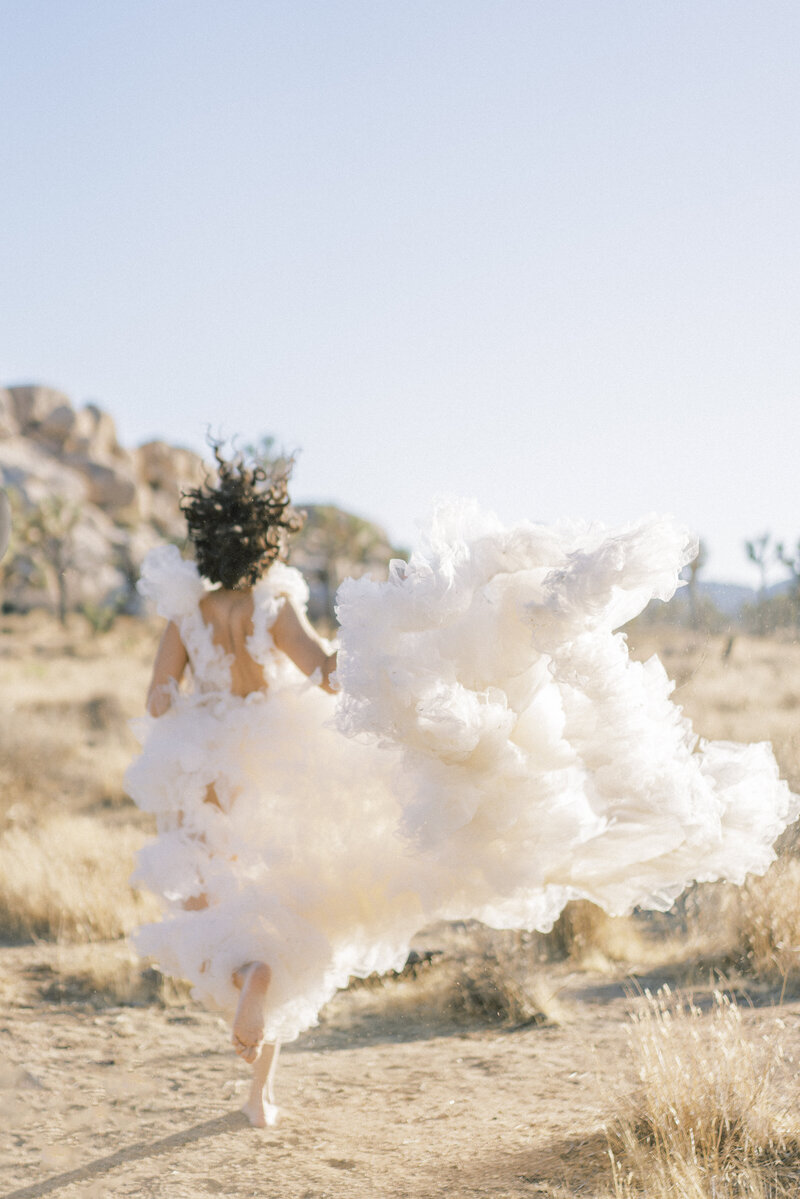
xmin=0 ymin=385 xmax=400 ymax=625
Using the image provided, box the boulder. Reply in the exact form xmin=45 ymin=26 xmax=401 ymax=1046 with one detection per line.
xmin=66 ymin=403 xmax=121 ymax=460
xmin=8 ymin=386 xmax=74 ymax=434
xmin=37 ymin=403 xmax=78 ymax=447
xmin=74 ymin=457 xmax=139 ymax=512
xmin=135 ymin=440 xmax=206 ymax=494
xmin=0 ymin=437 xmax=88 ymax=505
xmin=134 ymin=441 xmax=205 ymax=537
xmin=0 ymin=390 xmax=19 ymax=438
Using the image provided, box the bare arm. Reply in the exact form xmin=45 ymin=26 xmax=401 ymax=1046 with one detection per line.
xmin=271 ymin=598 xmax=338 ymax=693
xmin=146 ymin=620 xmax=189 ymax=716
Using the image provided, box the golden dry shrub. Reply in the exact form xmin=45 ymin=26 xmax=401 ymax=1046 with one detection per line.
xmin=32 ymin=942 xmax=191 ymax=1008
xmin=608 ymin=986 xmax=800 ymax=1198
xmin=0 ymin=813 xmax=160 ymax=942
xmin=547 ymin=899 xmax=644 ymax=967
xmin=734 ymin=859 xmax=800 ymax=983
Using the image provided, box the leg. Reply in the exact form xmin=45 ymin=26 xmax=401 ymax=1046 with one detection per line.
xmin=232 ymin=961 xmax=271 ymax=1064
xmin=241 ymin=1040 xmax=281 ymax=1128
xmin=177 ymin=793 xmax=217 ymax=910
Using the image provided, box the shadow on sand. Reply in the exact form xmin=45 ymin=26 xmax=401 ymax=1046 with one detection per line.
xmin=562 ymin=965 xmax=791 ymax=1012
xmin=0 ymin=1111 xmax=255 ymax=1199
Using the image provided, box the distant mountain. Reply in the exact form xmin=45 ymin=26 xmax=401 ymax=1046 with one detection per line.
xmin=697 ymin=579 xmax=793 ymax=616
xmin=659 ymin=577 xmax=793 ymax=622
xmin=697 ymin=581 xmax=757 ymax=616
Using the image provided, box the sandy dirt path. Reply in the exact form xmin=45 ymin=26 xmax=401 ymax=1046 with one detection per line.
xmin=3 ymin=947 xmax=799 ymax=1199
xmin=0 ymin=950 xmax=624 ymax=1199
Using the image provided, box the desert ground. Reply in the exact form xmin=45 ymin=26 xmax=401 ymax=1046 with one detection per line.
xmin=2 ymin=614 xmax=800 ymax=1198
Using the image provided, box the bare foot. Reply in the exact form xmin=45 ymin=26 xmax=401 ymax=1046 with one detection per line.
xmin=241 ymin=1096 xmax=279 ymax=1128
xmin=232 ymin=962 xmax=271 ymax=1064
xmin=240 ymin=1040 xmax=281 ymax=1127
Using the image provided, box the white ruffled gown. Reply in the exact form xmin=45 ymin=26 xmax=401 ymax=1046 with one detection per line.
xmin=126 ymin=547 xmax=423 ymax=1044
xmin=127 ymin=504 xmax=798 ymax=1042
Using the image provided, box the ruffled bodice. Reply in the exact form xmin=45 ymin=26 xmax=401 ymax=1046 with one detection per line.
xmin=137 ymin=545 xmax=312 ymax=695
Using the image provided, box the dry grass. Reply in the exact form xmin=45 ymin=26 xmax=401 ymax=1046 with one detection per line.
xmin=337 ymin=926 xmax=569 ymax=1032
xmin=29 ymin=942 xmax=192 ymax=1008
xmin=733 ymin=861 xmax=800 ymax=985
xmin=663 ymin=863 xmax=800 ymax=992
xmin=607 ymin=986 xmax=800 ymax=1197
xmin=547 ymin=900 xmax=651 ymax=969
xmin=0 ymin=696 xmax=141 ymax=824
xmin=0 ymin=614 xmax=157 ymax=945
xmin=0 ymin=812 xmax=160 ymax=942
xmin=443 ymin=952 xmax=566 ymax=1026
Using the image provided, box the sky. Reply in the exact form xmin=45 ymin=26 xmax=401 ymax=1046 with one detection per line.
xmin=1 ymin=0 xmax=799 ymax=585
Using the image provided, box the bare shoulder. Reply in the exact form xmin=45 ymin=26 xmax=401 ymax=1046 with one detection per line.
xmin=200 ymin=588 xmax=255 ymax=623
xmin=271 ymin=593 xmax=303 ymax=633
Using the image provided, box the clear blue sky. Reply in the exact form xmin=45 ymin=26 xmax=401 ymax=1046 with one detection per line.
xmin=2 ymin=0 xmax=799 ymax=584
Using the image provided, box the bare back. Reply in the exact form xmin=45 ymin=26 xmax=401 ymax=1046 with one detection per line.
xmin=147 ymin=580 xmax=337 ymax=717
xmin=198 ymin=590 xmax=266 ymax=698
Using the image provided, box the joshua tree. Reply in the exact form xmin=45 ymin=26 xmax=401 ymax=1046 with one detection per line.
xmin=686 ymin=539 xmax=707 ymax=629
xmin=775 ymin=539 xmax=800 ymax=624
xmin=243 ymin=433 xmax=295 ymax=482
xmin=745 ymin=533 xmax=771 ymax=600
xmin=775 ymin=539 xmax=800 ymax=595
xmin=3 ymin=490 xmax=81 ymax=624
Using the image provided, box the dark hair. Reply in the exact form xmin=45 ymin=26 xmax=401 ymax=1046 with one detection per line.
xmin=181 ymin=442 xmax=305 ymax=589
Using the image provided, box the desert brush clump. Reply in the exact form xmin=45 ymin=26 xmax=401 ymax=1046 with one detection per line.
xmin=434 ymin=927 xmax=567 ymax=1026
xmin=446 ymin=955 xmax=563 ymax=1026
xmin=732 ymin=860 xmax=800 ymax=985
xmin=607 ymin=985 xmax=800 ymax=1198
xmin=338 ymin=928 xmax=567 ymax=1030
xmin=0 ymin=813 xmax=160 ymax=942
xmin=546 ymin=899 xmax=646 ymax=967
xmin=31 ymin=943 xmax=192 ymax=1009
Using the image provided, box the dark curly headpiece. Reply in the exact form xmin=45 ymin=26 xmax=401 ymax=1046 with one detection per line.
xmin=181 ymin=442 xmax=305 ymax=589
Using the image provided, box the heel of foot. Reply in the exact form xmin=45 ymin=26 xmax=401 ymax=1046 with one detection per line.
xmin=241 ymin=1098 xmax=280 ymax=1129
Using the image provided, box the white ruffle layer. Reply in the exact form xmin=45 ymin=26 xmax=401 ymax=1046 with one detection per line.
xmin=336 ymin=503 xmax=797 ymax=928
xmin=128 ymin=504 xmax=797 ymax=1042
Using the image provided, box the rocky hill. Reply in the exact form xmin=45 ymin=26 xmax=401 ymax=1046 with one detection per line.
xmin=0 ymin=385 xmax=401 ymax=626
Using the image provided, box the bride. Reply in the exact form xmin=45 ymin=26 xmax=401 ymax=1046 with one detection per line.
xmin=127 ymin=447 xmax=797 ymax=1126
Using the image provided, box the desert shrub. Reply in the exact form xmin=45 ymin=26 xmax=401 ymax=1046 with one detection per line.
xmin=0 ymin=813 xmax=160 ymax=942
xmin=732 ymin=860 xmax=800 ymax=984
xmin=337 ymin=929 xmax=565 ymax=1030
xmin=607 ymin=987 xmax=800 ymax=1197
xmin=433 ymin=927 xmax=566 ymax=1026
xmin=79 ymin=600 xmax=122 ymax=634
xmin=547 ymin=900 xmax=644 ymax=967
xmin=31 ymin=945 xmax=191 ymax=1008
xmin=548 ymin=900 xmax=614 ymax=958
xmin=446 ymin=955 xmax=557 ymax=1025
